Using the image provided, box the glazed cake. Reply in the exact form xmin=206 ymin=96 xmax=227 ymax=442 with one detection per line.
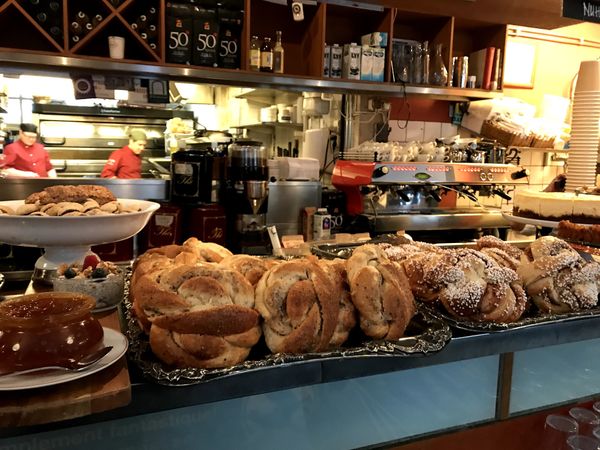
xmin=513 ymin=189 xmax=600 ymax=224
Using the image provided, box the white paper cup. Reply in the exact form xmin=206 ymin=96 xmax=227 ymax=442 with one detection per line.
xmin=108 ymin=36 xmax=125 ymax=59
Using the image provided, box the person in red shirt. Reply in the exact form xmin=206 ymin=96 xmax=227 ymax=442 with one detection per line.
xmin=101 ymin=129 xmax=147 ymax=179
xmin=0 ymin=123 xmax=57 ymax=178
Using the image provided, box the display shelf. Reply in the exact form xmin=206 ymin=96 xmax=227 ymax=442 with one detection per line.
xmin=0 ymin=50 xmax=504 ymax=100
xmin=248 ymin=0 xmax=324 ymax=77
xmin=233 ymin=122 xmax=303 ymax=131
xmin=235 ymin=88 xmax=300 ymax=105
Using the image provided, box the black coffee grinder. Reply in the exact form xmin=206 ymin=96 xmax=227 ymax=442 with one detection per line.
xmin=225 ymin=140 xmax=270 ymax=254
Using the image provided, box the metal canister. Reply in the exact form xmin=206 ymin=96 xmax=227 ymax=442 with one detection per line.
xmin=170 ymin=143 xmax=215 ymax=205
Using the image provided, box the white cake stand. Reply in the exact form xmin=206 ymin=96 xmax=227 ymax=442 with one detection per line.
xmin=0 ymin=199 xmax=160 ymax=282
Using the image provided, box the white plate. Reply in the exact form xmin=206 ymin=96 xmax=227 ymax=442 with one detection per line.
xmin=0 ymin=199 xmax=160 ymax=247
xmin=501 ymin=212 xmax=595 ymax=229
xmin=0 ymin=328 xmax=127 ymax=391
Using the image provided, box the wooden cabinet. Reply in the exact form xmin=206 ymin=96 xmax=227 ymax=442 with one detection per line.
xmin=0 ymin=0 xmax=513 ymax=100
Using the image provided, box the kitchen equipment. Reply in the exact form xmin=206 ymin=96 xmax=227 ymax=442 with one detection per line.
xmin=266 ymin=181 xmax=322 ymax=236
xmin=332 ymin=160 xmax=528 ymax=237
xmin=33 ymin=104 xmax=194 ymax=177
xmin=226 ymin=140 xmax=270 ymax=254
xmin=302 ymin=128 xmax=329 ymax=170
xmin=170 ymin=143 xmax=216 ymax=205
xmin=275 ymin=157 xmax=320 ymax=180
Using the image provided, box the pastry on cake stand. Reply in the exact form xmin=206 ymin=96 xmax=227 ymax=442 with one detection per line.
xmin=0 ymin=199 xmax=160 ymax=283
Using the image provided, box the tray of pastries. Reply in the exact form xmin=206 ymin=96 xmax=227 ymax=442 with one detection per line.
xmin=318 ymin=235 xmax=600 ymax=333
xmin=122 ymin=238 xmax=452 ymax=386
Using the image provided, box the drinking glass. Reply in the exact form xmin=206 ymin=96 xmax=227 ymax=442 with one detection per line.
xmin=566 ymin=435 xmax=600 ymax=450
xmin=593 ymin=427 xmax=600 ymax=442
xmin=541 ymin=415 xmax=579 ymax=450
xmin=593 ymin=401 xmax=600 ymax=417
xmin=569 ymin=408 xmax=600 ymax=436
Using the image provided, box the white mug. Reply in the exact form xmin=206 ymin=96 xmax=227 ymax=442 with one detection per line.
xmin=108 ymin=36 xmax=125 ymax=59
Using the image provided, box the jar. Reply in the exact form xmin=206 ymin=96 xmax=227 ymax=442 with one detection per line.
xmin=228 ymin=140 xmax=268 ymax=181
xmin=0 ymin=292 xmax=104 ymax=375
xmin=170 ymin=143 xmax=215 ymax=205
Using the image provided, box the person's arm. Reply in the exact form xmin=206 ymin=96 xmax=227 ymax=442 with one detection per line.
xmin=44 ymin=148 xmax=57 ymax=178
xmin=1 ymin=167 xmax=39 ymax=177
xmin=100 ymin=151 xmax=121 ymax=178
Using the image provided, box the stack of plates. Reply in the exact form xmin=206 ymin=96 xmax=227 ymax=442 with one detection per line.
xmin=566 ymin=61 xmax=600 ymax=191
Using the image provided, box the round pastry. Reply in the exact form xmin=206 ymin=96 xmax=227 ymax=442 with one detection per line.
xmin=318 ymin=258 xmax=357 ymax=348
xmin=479 ymin=247 xmax=520 ymax=272
xmin=255 ymin=259 xmax=338 ymax=354
xmin=518 ymin=236 xmax=600 ymax=314
xmin=346 ymin=244 xmax=416 ymax=340
xmin=424 ymin=248 xmax=527 ymax=323
xmin=137 ymin=263 xmax=261 ymax=369
xmin=182 ymin=237 xmax=233 ymax=263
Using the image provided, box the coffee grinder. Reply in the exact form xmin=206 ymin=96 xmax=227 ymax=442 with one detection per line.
xmin=226 ymin=140 xmax=270 ymax=254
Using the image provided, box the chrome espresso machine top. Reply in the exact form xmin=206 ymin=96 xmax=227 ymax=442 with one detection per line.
xmin=332 ymin=160 xmax=529 ymax=234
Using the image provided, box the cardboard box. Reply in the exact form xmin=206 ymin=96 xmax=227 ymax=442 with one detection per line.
xmin=343 ymin=43 xmax=361 ymax=80
xmin=372 ymin=47 xmax=385 ymax=82
xmin=360 ymin=45 xmax=373 ymax=81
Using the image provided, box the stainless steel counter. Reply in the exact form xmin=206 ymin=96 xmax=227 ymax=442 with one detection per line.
xmin=0 ymin=177 xmax=169 ymax=201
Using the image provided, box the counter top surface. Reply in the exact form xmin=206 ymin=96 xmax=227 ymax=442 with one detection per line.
xmin=2 ymin=310 xmax=600 ymax=437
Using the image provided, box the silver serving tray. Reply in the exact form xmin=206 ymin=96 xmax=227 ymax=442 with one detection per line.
xmin=122 ymin=274 xmax=452 ymax=387
xmin=419 ymin=302 xmax=600 ymax=333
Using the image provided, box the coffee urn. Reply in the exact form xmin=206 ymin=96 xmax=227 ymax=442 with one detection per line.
xmin=226 ymin=140 xmax=270 ymax=254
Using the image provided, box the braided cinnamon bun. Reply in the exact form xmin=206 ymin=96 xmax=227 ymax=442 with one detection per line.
xmin=182 ymin=237 xmax=233 ymax=263
xmin=136 ymin=263 xmax=261 ymax=368
xmin=424 ymin=249 xmax=527 ymax=323
xmin=255 ymin=259 xmax=339 ymax=354
xmin=346 ymin=245 xmax=416 ymax=340
xmin=518 ymin=236 xmax=600 ymax=314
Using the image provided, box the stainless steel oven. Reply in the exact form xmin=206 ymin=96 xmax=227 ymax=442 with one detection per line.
xmin=32 ymin=104 xmax=194 ymax=177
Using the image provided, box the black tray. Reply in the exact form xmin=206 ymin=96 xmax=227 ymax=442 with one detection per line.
xmin=419 ymin=302 xmax=600 ymax=333
xmin=122 ymin=277 xmax=452 ymax=386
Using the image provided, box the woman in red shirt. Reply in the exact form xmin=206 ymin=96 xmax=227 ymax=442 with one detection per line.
xmin=101 ymin=129 xmax=147 ymax=179
xmin=1 ymin=123 xmax=57 ymax=178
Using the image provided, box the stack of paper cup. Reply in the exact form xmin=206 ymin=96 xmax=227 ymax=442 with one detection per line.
xmin=566 ymin=60 xmax=600 ymax=192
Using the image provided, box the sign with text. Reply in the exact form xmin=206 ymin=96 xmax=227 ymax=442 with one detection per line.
xmin=563 ymin=0 xmax=600 ymax=23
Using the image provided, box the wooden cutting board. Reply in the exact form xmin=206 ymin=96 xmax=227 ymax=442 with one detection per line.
xmin=0 ymin=284 xmax=132 ymax=427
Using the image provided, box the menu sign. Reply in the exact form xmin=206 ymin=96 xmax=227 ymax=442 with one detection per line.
xmin=563 ymin=0 xmax=600 ymax=23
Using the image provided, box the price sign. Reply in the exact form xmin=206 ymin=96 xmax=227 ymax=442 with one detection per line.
xmin=563 ymin=0 xmax=600 ymax=23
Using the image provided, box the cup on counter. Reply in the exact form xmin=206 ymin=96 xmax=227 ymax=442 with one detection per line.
xmin=108 ymin=36 xmax=125 ymax=59
xmin=569 ymin=407 xmax=600 ymax=437
xmin=566 ymin=435 xmax=600 ymax=450
xmin=416 ymin=153 xmax=432 ymax=162
xmin=541 ymin=415 xmax=579 ymax=450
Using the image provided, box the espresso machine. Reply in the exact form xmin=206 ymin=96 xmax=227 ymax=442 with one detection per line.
xmin=226 ymin=140 xmax=270 ymax=254
xmin=332 ymin=160 xmax=529 ymax=241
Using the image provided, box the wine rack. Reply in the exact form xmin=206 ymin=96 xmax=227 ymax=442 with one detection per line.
xmin=120 ymin=0 xmax=160 ymax=59
xmin=17 ymin=0 xmax=63 ymax=47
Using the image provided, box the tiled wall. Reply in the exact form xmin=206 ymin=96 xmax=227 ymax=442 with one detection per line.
xmin=388 ymin=120 xmax=458 ymax=142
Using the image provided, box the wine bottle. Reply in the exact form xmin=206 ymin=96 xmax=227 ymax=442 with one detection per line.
xmin=70 ymin=21 xmax=83 ymax=36
xmin=92 ymin=14 xmax=103 ymax=27
xmin=48 ymin=2 xmax=60 ymax=12
xmin=109 ymin=0 xmax=122 ymax=7
xmin=140 ymin=32 xmax=148 ymax=41
xmin=36 ymin=12 xmax=48 ymax=23
xmin=75 ymin=11 xmax=90 ymax=27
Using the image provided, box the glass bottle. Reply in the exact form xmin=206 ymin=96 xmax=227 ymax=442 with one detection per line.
xmin=431 ymin=43 xmax=448 ymax=86
xmin=422 ymin=41 xmax=430 ymax=84
xmin=260 ymin=37 xmax=273 ymax=72
xmin=273 ymin=30 xmax=284 ymax=74
xmin=249 ymin=35 xmax=261 ymax=71
xmin=398 ymin=43 xmax=410 ymax=83
xmin=413 ymin=43 xmax=423 ymax=84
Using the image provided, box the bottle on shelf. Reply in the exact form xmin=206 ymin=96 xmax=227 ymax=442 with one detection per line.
xmin=431 ymin=43 xmax=448 ymax=86
xmin=70 ymin=21 xmax=83 ymax=37
xmin=249 ymin=35 xmax=261 ymax=71
xmin=36 ymin=12 xmax=47 ymax=24
xmin=92 ymin=14 xmax=103 ymax=28
xmin=273 ymin=30 xmax=284 ymax=74
xmin=109 ymin=0 xmax=122 ymax=7
xmin=422 ymin=41 xmax=430 ymax=84
xmin=75 ymin=11 xmax=90 ymax=27
xmin=260 ymin=37 xmax=273 ymax=73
